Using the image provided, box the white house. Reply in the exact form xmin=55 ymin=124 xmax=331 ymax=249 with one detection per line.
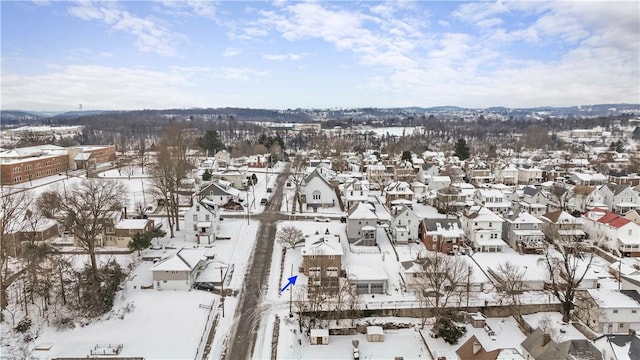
xmin=343 ymin=178 xmax=370 ymax=210
xmin=598 ymin=184 xmax=640 ymax=214
xmin=184 ymin=200 xmax=220 ymax=244
xmin=391 ymin=205 xmax=420 ymax=245
xmin=583 ymin=208 xmax=640 ymax=257
xmin=384 ymin=181 xmax=414 ymax=208
xmin=150 ymin=248 xmax=208 ymax=291
xmin=473 ymin=188 xmax=511 ymax=215
xmin=303 ymin=168 xmax=339 ymax=211
xmin=428 ymin=175 xmax=451 ymax=192
xmin=518 ymin=186 xmax=548 ymax=218
xmin=518 ymin=166 xmax=543 ymax=185
xmin=575 ymin=289 xmax=640 ymax=334
xmin=494 ymin=163 xmax=519 ymax=186
xmin=461 ymin=206 xmax=506 ymax=252
xmin=346 ymin=202 xmax=378 ymax=243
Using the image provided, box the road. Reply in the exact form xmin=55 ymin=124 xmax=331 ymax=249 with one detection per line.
xmin=224 ymin=164 xmax=291 ymax=360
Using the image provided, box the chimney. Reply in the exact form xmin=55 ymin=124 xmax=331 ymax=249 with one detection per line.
xmin=473 ymin=341 xmax=482 ymax=354
xmin=542 ymin=334 xmax=551 ymax=346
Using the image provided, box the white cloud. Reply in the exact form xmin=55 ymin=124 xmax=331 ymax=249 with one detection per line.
xmin=223 ymin=47 xmax=242 ymax=57
xmin=1 ymin=65 xmax=268 ymax=111
xmin=262 ymin=53 xmax=306 ymax=61
xmin=67 ymin=2 xmax=182 ymax=56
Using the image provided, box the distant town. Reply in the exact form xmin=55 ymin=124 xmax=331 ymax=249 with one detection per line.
xmin=1 ymin=105 xmax=640 ymax=359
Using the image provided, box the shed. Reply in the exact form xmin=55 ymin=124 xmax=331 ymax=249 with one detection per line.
xmin=366 ymin=326 xmax=384 ymax=342
xmin=470 ymin=312 xmax=486 ymax=328
xmin=310 ymin=329 xmax=329 ymax=345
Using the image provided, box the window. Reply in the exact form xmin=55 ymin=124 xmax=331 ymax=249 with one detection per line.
xmin=196 ymin=205 xmax=200 ymax=211
xmin=13 ymin=167 xmax=20 ymax=173
xmin=515 ymin=223 xmax=520 ymax=229
xmin=632 ymin=310 xmax=637 ymax=314
xmin=193 ymin=215 xmax=198 ymax=221
xmin=193 ymin=225 xmax=197 ymax=231
xmin=205 ymin=214 xmax=210 ymax=221
xmin=329 ymin=255 xmax=335 ymax=259
xmin=613 ymin=309 xmax=618 ymax=313
xmin=312 ymin=191 xmax=321 ymax=200
xmin=309 ymin=267 xmax=321 ymax=277
xmin=489 ymin=222 xmax=492 ymax=227
xmin=475 ymin=222 xmax=478 ymax=226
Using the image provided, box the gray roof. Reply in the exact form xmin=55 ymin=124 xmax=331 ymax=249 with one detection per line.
xmin=521 ymin=328 xmax=603 ymax=360
xmin=421 ymin=218 xmax=460 ymax=231
xmin=593 ymin=334 xmax=640 ymax=360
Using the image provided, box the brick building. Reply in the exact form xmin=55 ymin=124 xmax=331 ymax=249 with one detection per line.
xmin=0 ymin=146 xmax=70 ymax=185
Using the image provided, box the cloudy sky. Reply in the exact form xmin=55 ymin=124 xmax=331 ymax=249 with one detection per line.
xmin=2 ymin=0 xmax=639 ymax=112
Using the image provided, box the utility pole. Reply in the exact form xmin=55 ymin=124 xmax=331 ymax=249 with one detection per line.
xmin=289 ymin=263 xmax=294 ymax=316
xmin=220 ymin=266 xmax=225 ymax=317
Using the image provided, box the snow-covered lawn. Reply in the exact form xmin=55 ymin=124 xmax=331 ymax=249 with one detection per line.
xmin=31 ymin=290 xmax=216 ymax=359
xmin=522 ymin=312 xmax=588 ymax=342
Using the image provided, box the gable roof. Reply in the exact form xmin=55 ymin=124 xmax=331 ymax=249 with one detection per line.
xmin=150 ymin=248 xmax=207 ymax=272
xmin=304 ymin=168 xmax=333 ymax=188
xmin=521 ymin=328 xmax=603 ymax=360
xmin=593 ymin=334 xmax=640 ymax=360
xmin=456 ymin=335 xmax=500 ymax=360
xmin=347 ymin=202 xmax=377 ymax=220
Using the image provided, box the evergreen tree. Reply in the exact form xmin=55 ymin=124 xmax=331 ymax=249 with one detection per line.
xmin=202 ymin=169 xmax=212 ymax=181
xmin=198 ymin=130 xmax=225 ymax=155
xmin=454 ymin=138 xmax=470 ymax=160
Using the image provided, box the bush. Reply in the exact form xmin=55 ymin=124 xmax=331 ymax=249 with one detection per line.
xmin=433 ymin=316 xmax=467 ymax=345
xmin=14 ymin=318 xmax=32 ymax=333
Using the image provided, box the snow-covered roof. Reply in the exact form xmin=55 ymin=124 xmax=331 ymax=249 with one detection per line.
xmin=150 ymin=248 xmax=207 ymax=272
xmin=348 ymin=265 xmax=388 ymax=281
xmin=302 ymin=234 xmax=344 ymax=257
xmin=586 ymin=289 xmax=640 ymax=308
xmin=115 ymin=219 xmax=151 ymax=230
xmin=347 ymin=202 xmax=377 ymax=220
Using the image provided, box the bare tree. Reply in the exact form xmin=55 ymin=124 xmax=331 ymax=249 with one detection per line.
xmin=289 ymin=155 xmax=308 ymax=214
xmin=0 ymin=189 xmax=31 ymax=318
xmin=492 ymin=261 xmax=526 ymax=322
xmin=415 ymin=252 xmax=472 ymax=327
xmin=120 ymin=158 xmax=137 ymax=180
xmin=149 ymin=124 xmax=194 ymax=238
xmin=548 ymin=184 xmax=572 ymax=212
xmin=138 ymin=138 xmax=148 ymax=174
xmin=539 ymin=239 xmax=594 ymax=323
xmin=276 ymin=226 xmax=304 ymax=250
xmin=56 ymin=179 xmax=127 ymax=275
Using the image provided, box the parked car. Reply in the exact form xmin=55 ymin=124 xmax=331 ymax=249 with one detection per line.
xmin=194 ymin=282 xmax=215 ymax=291
xmin=314 ymin=216 xmax=330 ymax=222
xmin=340 ymin=216 xmax=347 ymax=223
xmin=260 ymin=198 xmax=269 ymax=205
xmin=266 ymin=187 xmax=273 ymax=193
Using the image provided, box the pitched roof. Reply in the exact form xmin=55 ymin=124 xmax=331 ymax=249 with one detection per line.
xmin=456 ymin=335 xmax=500 ymax=360
xmin=347 ymin=202 xmax=377 ymax=220
xmin=150 ymin=248 xmax=207 ymax=272
xmin=304 ymin=168 xmax=333 ymax=188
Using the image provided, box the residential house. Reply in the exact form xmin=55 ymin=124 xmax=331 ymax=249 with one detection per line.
xmin=345 ymin=202 xmax=378 ymax=244
xmin=366 ymin=163 xmax=387 ymax=189
xmin=473 ymin=189 xmax=511 ymax=215
xmin=419 ymin=218 xmax=464 ymax=254
xmin=301 ymin=232 xmax=343 ymax=294
xmin=569 ymin=171 xmax=607 ymax=186
xmin=150 ymin=248 xmax=208 ymax=291
xmin=519 ymin=186 xmax=549 ymax=218
xmin=494 ymin=163 xmax=519 ymax=186
xmin=390 ymin=205 xmax=420 ymax=245
xmin=217 ymin=166 xmax=248 ymax=189
xmin=540 ymin=210 xmax=585 ymax=244
xmin=433 ymin=186 xmax=466 ymax=214
xmin=384 ymin=181 xmax=414 ymax=208
xmin=184 ymin=200 xmax=219 ymax=244
xmin=410 ymin=181 xmax=428 ymax=202
xmin=394 ymin=161 xmax=415 ymax=183
xmin=521 ymin=327 xmax=603 ymax=360
xmin=198 ymin=180 xmax=242 ymax=205
xmin=213 ymin=150 xmax=230 ymax=168
xmin=440 ymin=165 xmax=465 ymax=183
xmin=468 ymin=161 xmax=494 ymax=186
xmin=456 ymin=335 xmax=524 ymax=360
xmin=105 ymin=218 xmax=155 ymax=248
xmin=592 ymin=333 xmax=640 ymax=360
xmin=625 ymin=209 xmax=640 ymax=226
xmin=570 ymin=185 xmax=606 ymax=213
xmin=461 ymin=206 xmax=506 ymax=252
xmin=343 ymin=178 xmax=370 ymax=210
xmin=607 ymin=173 xmax=640 ymax=187
xmin=4 ymin=218 xmax=59 ymax=245
xmin=518 ymin=166 xmax=543 ymax=185
xmin=416 ymin=163 xmax=439 ymax=184
xmin=598 ymin=184 xmax=640 ymax=214
xmin=575 ymin=289 xmax=640 ymax=334
xmin=428 ymin=175 xmax=452 ymax=192
xmin=302 ymin=168 xmax=339 ymax=211
xmin=503 ymin=211 xmax=545 ymax=254
xmin=583 ymin=209 xmax=640 ymax=257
